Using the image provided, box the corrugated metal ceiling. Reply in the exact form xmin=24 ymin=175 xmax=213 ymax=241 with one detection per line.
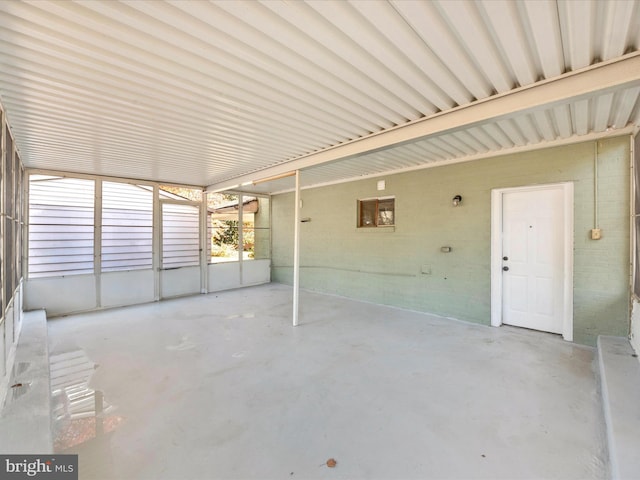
xmin=0 ymin=0 xmax=639 ymax=192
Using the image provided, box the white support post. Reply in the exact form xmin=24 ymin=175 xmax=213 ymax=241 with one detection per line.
xmin=200 ymin=191 xmax=208 ymax=294
xmin=94 ymin=179 xmax=102 ymax=308
xmin=292 ymin=170 xmax=301 ymax=326
xmin=238 ymin=193 xmax=244 ymax=285
xmin=153 ymin=184 xmax=161 ymax=301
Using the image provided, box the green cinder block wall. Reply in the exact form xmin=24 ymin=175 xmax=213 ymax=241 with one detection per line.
xmin=271 ymin=136 xmax=631 ymax=345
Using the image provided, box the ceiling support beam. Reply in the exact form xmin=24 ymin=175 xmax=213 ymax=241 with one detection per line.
xmin=207 ymin=52 xmax=640 ymax=193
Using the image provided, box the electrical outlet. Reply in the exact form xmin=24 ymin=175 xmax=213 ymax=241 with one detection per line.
xmin=591 ymin=228 xmax=602 ymax=240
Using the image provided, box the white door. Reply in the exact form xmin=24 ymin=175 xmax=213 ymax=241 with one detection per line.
xmin=501 ymin=186 xmax=565 ymax=334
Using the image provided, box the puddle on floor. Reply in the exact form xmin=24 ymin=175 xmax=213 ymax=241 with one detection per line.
xmin=50 ymin=349 xmax=124 ymax=453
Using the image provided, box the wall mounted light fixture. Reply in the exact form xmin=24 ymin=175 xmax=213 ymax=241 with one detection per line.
xmin=452 ymin=195 xmax=462 ymax=207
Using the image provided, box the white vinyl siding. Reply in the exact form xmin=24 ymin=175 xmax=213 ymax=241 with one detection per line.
xmin=28 ymin=176 xmax=95 ymax=278
xmin=162 ymin=203 xmax=200 ymax=269
xmin=102 ymin=182 xmax=153 ymax=272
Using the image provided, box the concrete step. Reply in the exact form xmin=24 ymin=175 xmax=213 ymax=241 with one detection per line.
xmin=597 ymin=335 xmax=640 ymax=480
xmin=0 ymin=310 xmax=52 ymax=454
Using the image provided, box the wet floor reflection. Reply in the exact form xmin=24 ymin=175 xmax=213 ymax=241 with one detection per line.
xmin=50 ymin=350 xmax=124 ymax=478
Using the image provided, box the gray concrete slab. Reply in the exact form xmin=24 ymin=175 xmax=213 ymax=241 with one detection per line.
xmin=46 ymin=284 xmax=608 ymax=479
xmin=597 ymin=336 xmax=640 ymax=480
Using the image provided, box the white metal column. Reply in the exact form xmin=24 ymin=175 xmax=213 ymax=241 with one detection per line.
xmin=238 ymin=193 xmax=244 ymax=285
xmin=200 ymin=191 xmax=208 ymax=294
xmin=94 ymin=179 xmax=102 ymax=308
xmin=153 ymin=184 xmax=161 ymax=301
xmin=293 ymin=170 xmax=300 ymax=326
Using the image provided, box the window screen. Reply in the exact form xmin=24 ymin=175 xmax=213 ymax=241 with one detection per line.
xmin=102 ymin=182 xmax=153 ymax=272
xmin=3 ymin=127 xmax=13 ymax=306
xmin=162 ymin=203 xmax=200 ymax=268
xmin=28 ymin=175 xmax=95 ymax=278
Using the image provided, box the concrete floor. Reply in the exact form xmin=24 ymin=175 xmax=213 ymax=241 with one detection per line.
xmin=48 ymin=283 xmax=608 ymax=480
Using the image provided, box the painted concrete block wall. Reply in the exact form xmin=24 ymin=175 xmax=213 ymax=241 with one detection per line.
xmin=271 ymin=137 xmax=631 ymax=345
xmin=631 ymin=133 xmax=640 ymax=357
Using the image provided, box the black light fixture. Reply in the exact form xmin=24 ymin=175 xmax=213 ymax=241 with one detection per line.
xmin=452 ymin=195 xmax=462 ymax=207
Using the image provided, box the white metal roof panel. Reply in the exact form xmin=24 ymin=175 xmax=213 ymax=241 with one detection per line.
xmin=0 ymin=0 xmax=638 ymax=192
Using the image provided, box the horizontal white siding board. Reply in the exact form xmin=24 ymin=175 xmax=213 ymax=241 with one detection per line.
xmin=102 ymin=182 xmax=153 ymax=272
xmin=162 ymin=202 xmax=200 ymax=269
xmin=29 ymin=233 xmax=93 ymax=242
xmin=28 ymin=176 xmax=95 ymax=278
xmin=28 ymin=247 xmax=93 ymax=256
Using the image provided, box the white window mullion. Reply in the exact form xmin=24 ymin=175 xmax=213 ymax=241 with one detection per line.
xmin=94 ymin=179 xmax=102 ymax=308
xmin=238 ymin=193 xmax=243 ymax=284
xmin=153 ymin=184 xmax=161 ymax=301
xmin=200 ymin=192 xmax=208 ymax=294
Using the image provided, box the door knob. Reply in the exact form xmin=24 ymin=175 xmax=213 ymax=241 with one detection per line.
xmin=503 ymin=266 xmax=509 ymax=271
xmin=503 ymin=256 xmax=508 ymax=261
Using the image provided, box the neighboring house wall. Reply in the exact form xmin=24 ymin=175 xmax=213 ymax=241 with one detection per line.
xmin=271 ymin=136 xmax=631 ymax=346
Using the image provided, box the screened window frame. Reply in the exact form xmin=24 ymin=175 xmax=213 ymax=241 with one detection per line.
xmin=357 ymin=196 xmax=396 ymax=228
xmin=101 ymin=180 xmax=154 ymax=273
xmin=26 ymin=169 xmax=206 ymax=278
xmin=1 ymin=114 xmax=25 ymax=320
xmin=160 ymin=198 xmax=202 ymax=270
xmin=206 ymin=192 xmax=272 ymax=265
xmin=27 ymin=175 xmax=96 ymax=278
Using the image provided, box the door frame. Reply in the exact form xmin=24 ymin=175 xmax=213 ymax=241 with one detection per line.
xmin=490 ymin=182 xmax=574 ymax=341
